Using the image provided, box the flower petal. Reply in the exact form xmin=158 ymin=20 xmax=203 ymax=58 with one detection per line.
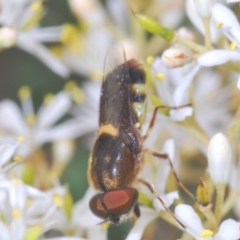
xmin=197 ymin=50 xmax=240 ymax=66
xmin=0 ymin=141 xmax=19 ymax=167
xmin=175 ymin=204 xmax=204 ymax=240
xmin=37 ymin=92 xmax=71 ymax=128
xmin=126 ymin=207 xmax=157 ymax=240
xmin=0 ymin=100 xmax=27 ymax=135
xmin=214 ymin=219 xmax=240 ymax=240
xmin=170 ymin=107 xmax=193 ymax=121
xmin=173 ymin=63 xmax=200 ymax=105
xmin=17 ymin=34 xmax=70 ymax=78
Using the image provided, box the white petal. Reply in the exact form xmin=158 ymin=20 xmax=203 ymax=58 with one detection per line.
xmin=237 ymin=75 xmax=240 ymax=89
xmin=186 ymin=0 xmax=205 ymax=35
xmin=9 ymin=179 xmax=27 ymax=208
xmin=17 ymin=34 xmax=70 ymax=78
xmin=197 ymin=50 xmax=240 ymax=66
xmin=0 ymin=221 xmax=10 ymax=240
xmin=170 ymin=107 xmax=193 ymax=121
xmin=213 ymin=3 xmax=240 ymax=30
xmin=35 ymin=119 xmax=96 ymax=144
xmin=10 ymin=218 xmax=26 ymax=240
xmin=153 ymin=191 xmax=179 ymax=211
xmin=126 ymin=207 xmax=157 ymax=240
xmin=37 ymin=92 xmax=71 ymax=128
xmin=0 ymin=100 xmax=27 ymax=135
xmin=214 ymin=219 xmax=240 ymax=240
xmin=173 ymin=64 xmax=200 ymax=105
xmin=212 ymin=3 xmax=240 ymax=45
xmin=175 ymin=204 xmax=204 ymax=240
xmin=0 ymin=142 xmax=19 ymax=167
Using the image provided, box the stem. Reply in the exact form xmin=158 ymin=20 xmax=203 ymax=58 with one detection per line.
xmin=173 ymin=37 xmax=207 ymax=53
xmin=221 ymin=190 xmax=239 ymax=218
xmin=199 ymin=204 xmax=218 ymax=232
xmin=203 ymin=17 xmax=212 ymax=49
xmin=226 ymin=105 xmax=240 ymax=144
xmin=214 ymin=184 xmax=226 ymax=224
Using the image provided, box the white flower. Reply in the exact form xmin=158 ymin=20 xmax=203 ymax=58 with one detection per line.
xmin=0 ymin=90 xmax=89 ymax=157
xmin=152 ymin=57 xmax=199 ymax=121
xmin=193 ymin=68 xmax=232 ymax=136
xmin=0 ymin=0 xmax=69 ymax=77
xmin=175 ymin=204 xmax=240 ymax=240
xmin=197 ymin=3 xmax=240 ymax=85
xmin=186 ymin=0 xmax=219 ymax=43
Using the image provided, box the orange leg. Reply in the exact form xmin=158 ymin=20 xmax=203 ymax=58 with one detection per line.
xmin=146 ymin=150 xmax=201 ymax=205
xmin=142 ymin=103 xmax=191 ymax=141
xmin=138 ymin=178 xmax=186 ymax=229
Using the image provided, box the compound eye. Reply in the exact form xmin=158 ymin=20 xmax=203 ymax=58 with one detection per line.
xmin=89 ymin=188 xmax=138 ymax=220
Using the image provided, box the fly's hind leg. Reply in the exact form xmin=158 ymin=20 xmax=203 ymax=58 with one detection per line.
xmin=138 ymin=178 xmax=186 ymax=229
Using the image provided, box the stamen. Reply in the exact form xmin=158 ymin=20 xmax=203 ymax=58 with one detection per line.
xmin=64 ymin=81 xmax=85 ymax=104
xmin=52 ymin=193 xmax=63 ymax=208
xmin=26 ymin=198 xmax=33 ymax=207
xmin=18 ymin=86 xmax=35 ymax=121
xmin=155 ymin=72 xmax=165 ymax=81
xmin=60 ymin=24 xmax=81 ymax=52
xmin=12 ymin=178 xmax=22 ymax=187
xmin=12 ymin=208 xmax=22 ymax=219
xmin=200 ymin=229 xmax=214 ymax=238
xmin=216 ymin=21 xmax=223 ymax=28
xmin=50 ymin=45 xmax=63 ymax=57
xmin=17 ymin=136 xmax=25 ymax=142
xmin=31 ymin=1 xmax=43 ymax=12
xmin=146 ymin=56 xmax=155 ymax=66
xmin=18 ymin=86 xmax=31 ymax=100
xmin=230 ymin=41 xmax=237 ymax=51
xmin=43 ymin=93 xmax=54 ymax=104
xmin=13 ymin=155 xmax=24 ymax=163
xmin=25 ymin=114 xmax=36 ymax=126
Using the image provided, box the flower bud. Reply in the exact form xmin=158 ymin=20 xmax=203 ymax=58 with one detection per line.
xmin=133 ymin=12 xmax=174 ymax=41
xmin=194 ymin=0 xmax=212 ymax=18
xmin=162 ymin=46 xmax=192 ymax=68
xmin=207 ymin=133 xmax=232 ymax=184
xmin=177 ymin=27 xmax=195 ymax=41
xmin=0 ymin=26 xmax=17 ymax=48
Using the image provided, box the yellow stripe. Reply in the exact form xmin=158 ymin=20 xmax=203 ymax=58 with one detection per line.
xmin=98 ymin=124 xmax=119 ymax=137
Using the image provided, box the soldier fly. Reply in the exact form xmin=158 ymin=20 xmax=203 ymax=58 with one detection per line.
xmin=88 ymin=44 xmax=195 ymax=227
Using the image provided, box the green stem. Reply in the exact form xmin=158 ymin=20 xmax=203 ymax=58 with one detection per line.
xmin=214 ymin=184 xmax=226 ymax=224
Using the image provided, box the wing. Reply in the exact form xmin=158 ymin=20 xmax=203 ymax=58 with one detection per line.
xmin=99 ymin=43 xmax=135 ymax=129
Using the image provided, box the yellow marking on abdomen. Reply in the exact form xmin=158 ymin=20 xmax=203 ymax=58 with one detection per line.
xmin=98 ymin=124 xmax=119 ymax=137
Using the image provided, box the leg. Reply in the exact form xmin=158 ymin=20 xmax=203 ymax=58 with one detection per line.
xmin=142 ymin=103 xmax=191 ymax=141
xmin=138 ymin=178 xmax=186 ymax=229
xmin=146 ymin=150 xmax=202 ymax=205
